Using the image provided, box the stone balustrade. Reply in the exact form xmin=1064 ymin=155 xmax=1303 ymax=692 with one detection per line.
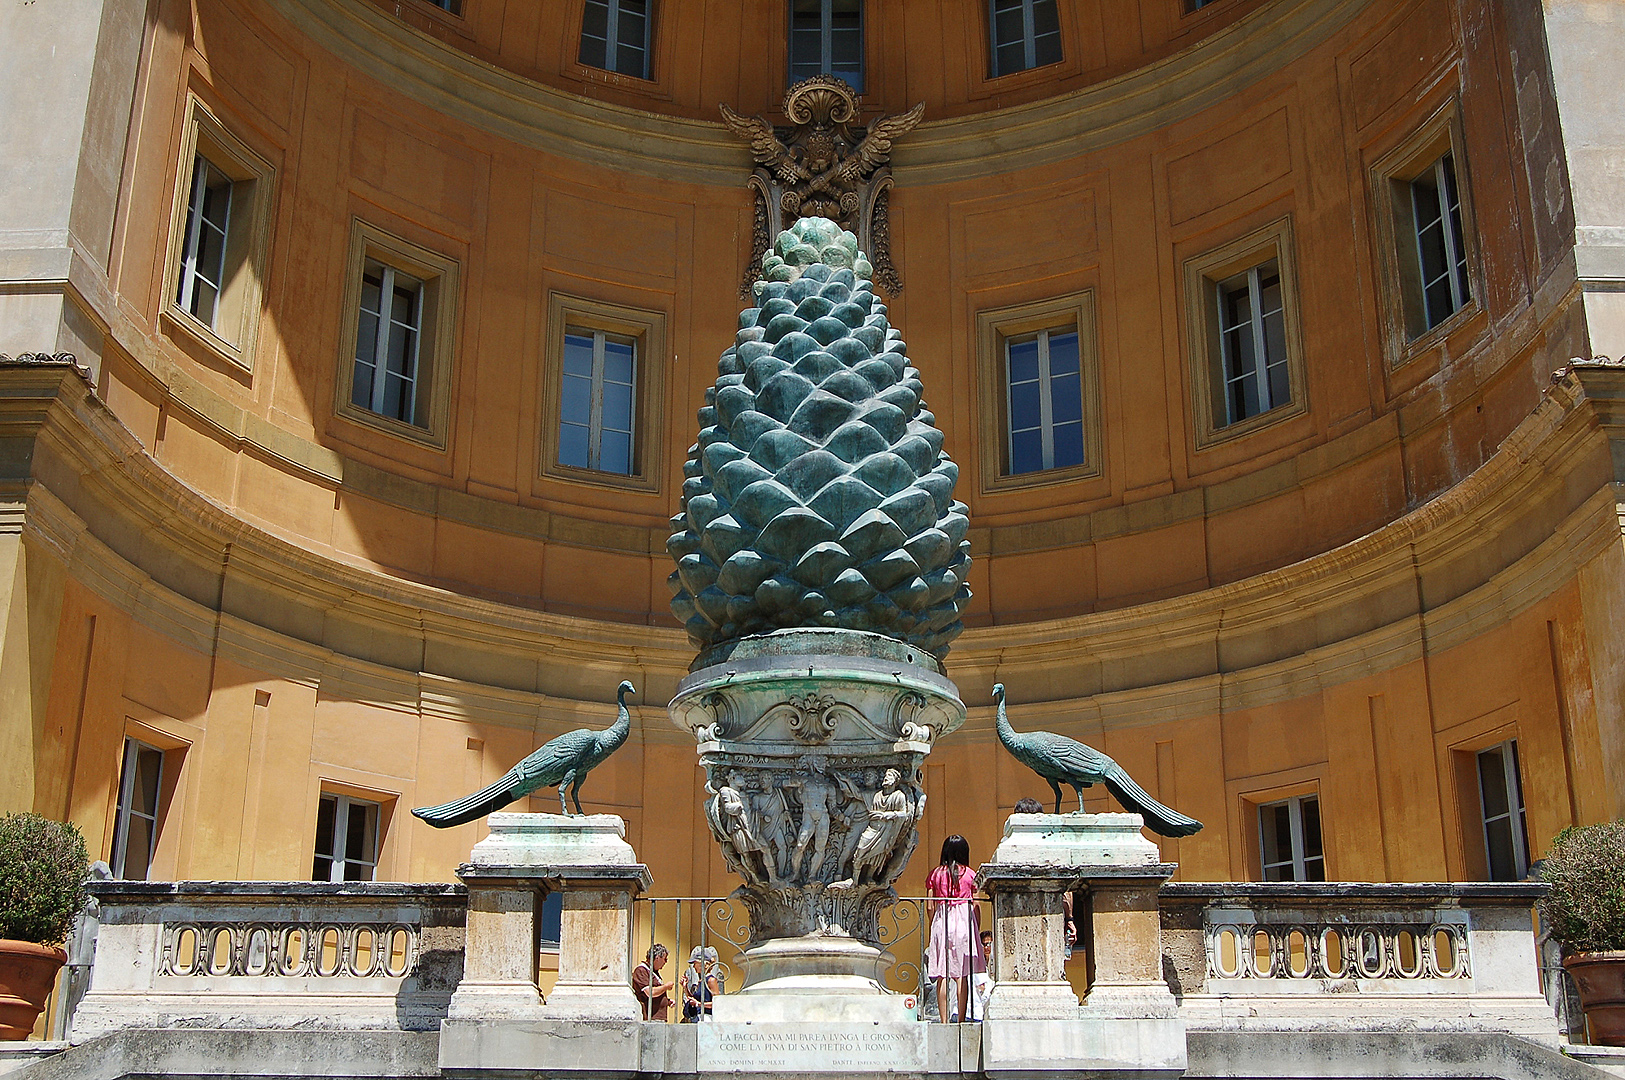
xmin=70 ymin=881 xmax=466 ymax=1040
xmin=62 ymin=871 xmax=1564 ymax=1061
xmin=1159 ymin=882 xmax=1560 ymax=1040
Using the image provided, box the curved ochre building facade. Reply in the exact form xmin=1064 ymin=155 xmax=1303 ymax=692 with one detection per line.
xmin=2 ymin=0 xmax=1623 ymax=909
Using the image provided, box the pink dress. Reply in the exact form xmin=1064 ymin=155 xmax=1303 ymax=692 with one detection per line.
xmin=925 ymin=864 xmax=985 ymax=979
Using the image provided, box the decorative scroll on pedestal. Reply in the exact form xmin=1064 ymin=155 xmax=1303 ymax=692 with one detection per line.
xmin=722 ymin=76 xmax=922 ymax=298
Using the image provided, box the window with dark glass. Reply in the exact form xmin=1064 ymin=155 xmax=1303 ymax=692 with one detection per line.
xmin=1258 ymin=795 xmax=1324 ymax=882
xmin=560 ymin=328 xmax=638 ymax=475
xmin=1215 ymin=258 xmax=1289 ymax=427
xmin=1410 ymin=152 xmax=1470 ymax=332
xmin=1476 ymin=740 xmax=1529 ymax=881
xmin=312 ymin=793 xmax=380 ymax=882
xmin=352 ymin=260 xmax=426 ymax=427
xmin=1004 ymin=328 xmax=1084 ymax=475
xmin=176 ymin=154 xmax=234 ymax=331
xmin=790 ymin=0 xmax=863 ymax=91
xmin=989 ymin=0 xmax=1062 ymax=77
xmin=111 ymin=739 xmax=165 ymax=880
xmin=580 ymin=0 xmax=651 ymax=79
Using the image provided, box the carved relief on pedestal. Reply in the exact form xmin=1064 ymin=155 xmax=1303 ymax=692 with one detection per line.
xmin=722 ymin=76 xmax=923 ymax=299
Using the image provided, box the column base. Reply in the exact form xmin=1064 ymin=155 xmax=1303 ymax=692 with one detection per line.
xmin=543 ymin=980 xmax=643 ymax=1021
xmin=1081 ymin=981 xmax=1179 ymax=1019
xmin=447 ymin=979 xmax=545 ymax=1021
xmin=983 ymin=980 xmax=1079 ymax=1020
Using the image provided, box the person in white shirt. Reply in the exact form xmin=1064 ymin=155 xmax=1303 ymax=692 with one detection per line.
xmin=969 ymin=930 xmax=994 ymax=1020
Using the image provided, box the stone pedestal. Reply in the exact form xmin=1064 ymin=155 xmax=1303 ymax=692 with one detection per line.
xmin=669 ymin=629 xmax=965 ymax=1020
xmin=977 ymin=812 xmax=1185 ymax=1079
xmin=444 ymin=813 xmax=651 ymax=1028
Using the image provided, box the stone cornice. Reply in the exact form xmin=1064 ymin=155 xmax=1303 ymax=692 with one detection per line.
xmin=258 ymin=0 xmax=1369 ymax=187
xmin=1 ymin=359 xmax=1617 ymax=735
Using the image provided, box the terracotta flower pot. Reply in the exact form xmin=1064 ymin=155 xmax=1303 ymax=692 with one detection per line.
xmin=0 ymin=940 xmax=67 ymax=1040
xmin=1565 ymin=951 xmax=1625 ymax=1047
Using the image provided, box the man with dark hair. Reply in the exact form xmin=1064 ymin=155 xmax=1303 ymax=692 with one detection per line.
xmin=1014 ymin=797 xmax=1044 ymax=815
xmin=632 ymin=943 xmax=674 ymax=1021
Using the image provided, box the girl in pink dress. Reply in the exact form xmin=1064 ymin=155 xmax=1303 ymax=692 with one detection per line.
xmin=925 ymin=834 xmax=984 ymax=1022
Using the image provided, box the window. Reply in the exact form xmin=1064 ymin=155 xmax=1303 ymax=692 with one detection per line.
xmin=175 ymin=155 xmax=233 ymax=331
xmin=354 ymin=261 xmax=427 ymax=427
xmin=975 ymin=292 xmax=1101 ymax=491
xmin=541 ymin=293 xmax=668 ymax=492
xmin=423 ymin=0 xmax=461 ymax=11
xmin=989 ymin=0 xmax=1062 ymax=77
xmin=1215 ymin=259 xmax=1289 ymax=427
xmin=1183 ymin=217 xmax=1307 ymax=447
xmin=1477 ymin=740 xmax=1529 ymax=881
xmin=1369 ymin=102 xmax=1478 ymax=364
xmin=1005 ymin=329 xmax=1084 ymax=475
xmin=336 ymin=220 xmax=459 ymax=447
xmin=163 ymin=95 xmax=275 ymax=369
xmin=1258 ymin=795 xmax=1324 ymax=882
xmin=789 ymin=0 xmax=863 ymax=91
xmin=561 ymin=329 xmax=637 ymax=474
xmin=580 ymin=0 xmax=652 ymax=79
xmin=111 ymin=739 xmax=164 ymax=880
xmin=313 ymin=794 xmax=380 ymax=882
xmin=1408 ymin=152 xmax=1470 ymax=332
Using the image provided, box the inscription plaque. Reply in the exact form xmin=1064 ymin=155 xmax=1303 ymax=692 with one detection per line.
xmin=698 ymin=1022 xmax=928 ymax=1073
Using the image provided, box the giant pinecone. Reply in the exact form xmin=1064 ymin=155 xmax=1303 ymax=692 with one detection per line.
xmin=668 ymin=218 xmax=972 ymax=660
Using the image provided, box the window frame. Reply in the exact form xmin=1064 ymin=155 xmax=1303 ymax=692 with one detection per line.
xmin=987 ymin=0 xmax=1064 ymax=79
xmin=540 ymin=292 xmax=667 ymax=493
xmin=110 ymin=738 xmax=166 ymax=881
xmin=788 ymin=0 xmax=864 ymax=92
xmin=1182 ymin=216 xmax=1308 ymax=449
xmin=162 ymin=94 xmax=276 ymax=373
xmin=579 ymin=0 xmax=654 ymax=80
xmin=1368 ymin=101 xmax=1481 ymax=369
xmin=1256 ymin=794 xmax=1326 ymax=883
xmin=334 ymin=219 xmax=460 ymax=449
xmin=975 ymin=291 xmax=1103 ymax=493
xmin=1475 ymin=739 xmax=1530 ymax=882
xmin=312 ymin=792 xmax=381 ymax=883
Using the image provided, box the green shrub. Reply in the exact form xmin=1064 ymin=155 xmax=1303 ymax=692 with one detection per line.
xmin=0 ymin=813 xmax=89 ymax=945
xmin=1540 ymin=820 xmax=1625 ymax=954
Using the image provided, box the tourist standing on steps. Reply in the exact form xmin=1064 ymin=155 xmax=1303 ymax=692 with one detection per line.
xmin=925 ymin=834 xmax=984 ymax=1023
xmin=969 ymin=930 xmax=995 ymax=1020
xmin=632 ymin=943 xmax=674 ymax=1021
xmin=682 ymin=945 xmax=721 ymax=1021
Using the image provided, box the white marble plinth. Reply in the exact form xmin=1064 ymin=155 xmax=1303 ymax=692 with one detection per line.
xmin=468 ymin=812 xmax=638 ymax=868
xmin=990 ymin=812 xmax=1161 ymax=867
xmin=698 ymin=1022 xmax=927 ymax=1073
xmin=981 ymin=980 xmax=1079 ymax=1021
xmin=980 ymin=1017 xmax=1187 ymax=1078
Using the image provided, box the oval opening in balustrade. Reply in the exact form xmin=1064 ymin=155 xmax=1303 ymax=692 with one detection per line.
xmin=1320 ymin=928 xmax=1346 ymax=978
xmin=244 ymin=927 xmax=270 ymax=975
xmin=1214 ymin=927 xmax=1243 ymax=978
xmin=1286 ymin=929 xmax=1311 ymax=977
xmin=385 ymin=928 xmax=411 ymax=977
xmin=317 ymin=927 xmax=342 ymax=976
xmin=1394 ymin=930 xmax=1422 ymax=977
xmin=1432 ymin=928 xmax=1457 ymax=976
xmin=1252 ymin=930 xmax=1273 ymax=976
xmin=172 ymin=927 xmax=199 ymax=975
xmin=1357 ymin=929 xmax=1385 ymax=977
xmin=280 ymin=928 xmax=306 ymax=975
xmin=353 ymin=927 xmax=375 ymax=975
xmin=208 ymin=927 xmax=234 ymax=975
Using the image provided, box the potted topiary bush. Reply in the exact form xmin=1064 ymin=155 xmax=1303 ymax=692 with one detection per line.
xmin=0 ymin=813 xmax=88 ymax=1040
xmin=1540 ymin=820 xmax=1625 ymax=1046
